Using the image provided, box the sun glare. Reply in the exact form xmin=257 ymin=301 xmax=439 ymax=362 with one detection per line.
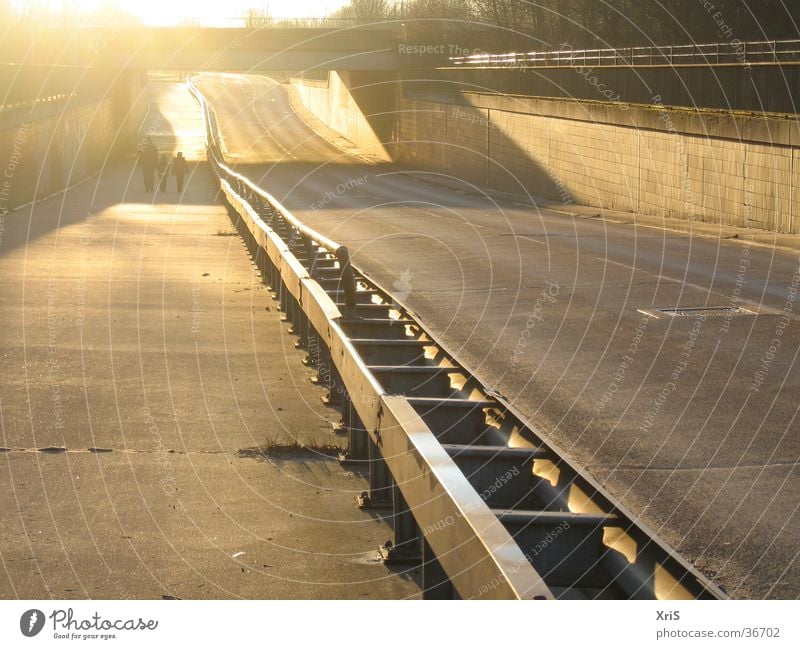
xmin=16 ymin=0 xmax=350 ymax=26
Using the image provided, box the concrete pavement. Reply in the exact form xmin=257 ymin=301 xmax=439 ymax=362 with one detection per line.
xmin=0 ymin=78 xmax=420 ymax=599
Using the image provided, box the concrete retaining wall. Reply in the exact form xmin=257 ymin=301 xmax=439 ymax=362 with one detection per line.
xmin=396 ymin=91 xmax=800 ymax=234
xmin=0 ymin=71 xmax=146 ymax=213
xmin=291 ymin=72 xmax=396 ymax=161
xmin=293 ymin=73 xmax=800 ymax=235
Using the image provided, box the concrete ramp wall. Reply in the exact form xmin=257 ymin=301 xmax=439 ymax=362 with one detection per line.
xmin=398 ymin=92 xmax=800 ymax=234
xmin=293 ymin=73 xmax=800 ymax=235
xmin=291 ymin=72 xmax=396 ymax=161
xmin=0 ymin=71 xmax=146 ymax=213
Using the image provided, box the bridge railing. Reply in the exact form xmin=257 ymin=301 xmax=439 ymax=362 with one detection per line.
xmin=450 ymin=38 xmax=800 ymax=68
xmin=25 ymin=16 xmax=402 ymax=30
xmin=0 ymin=64 xmax=115 ymax=111
xmin=240 ymin=17 xmax=401 ymax=30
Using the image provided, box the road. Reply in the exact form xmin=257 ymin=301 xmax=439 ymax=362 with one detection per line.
xmin=196 ymin=72 xmax=800 ymax=599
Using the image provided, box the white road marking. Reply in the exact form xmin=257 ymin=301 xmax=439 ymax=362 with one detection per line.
xmin=517 ymin=236 xmax=545 ymax=245
xmin=594 ymin=257 xmax=637 ymax=271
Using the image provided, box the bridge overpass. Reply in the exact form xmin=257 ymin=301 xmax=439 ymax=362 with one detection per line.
xmin=0 ymin=25 xmax=402 ymax=71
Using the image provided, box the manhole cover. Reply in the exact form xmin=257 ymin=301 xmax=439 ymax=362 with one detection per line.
xmin=638 ymin=305 xmax=763 ymax=319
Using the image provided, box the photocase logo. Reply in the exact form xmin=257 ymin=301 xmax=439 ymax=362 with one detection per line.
xmin=20 ymin=609 xmax=45 ymax=637
xmin=392 ymin=269 xmax=413 ymax=303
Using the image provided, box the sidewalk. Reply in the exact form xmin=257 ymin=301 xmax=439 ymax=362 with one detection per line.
xmin=0 ymin=80 xmax=418 ymax=599
xmin=542 ymin=200 xmax=800 ymax=255
xmin=412 ymin=173 xmax=800 ymax=255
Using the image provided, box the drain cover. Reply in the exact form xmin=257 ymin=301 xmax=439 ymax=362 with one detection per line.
xmin=638 ymin=305 xmax=762 ymax=319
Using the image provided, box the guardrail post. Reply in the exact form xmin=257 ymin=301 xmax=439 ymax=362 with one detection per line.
xmin=336 ymin=246 xmax=358 ymax=313
xmin=322 ymin=364 xmax=344 ymax=406
xmin=285 ymin=293 xmax=297 ymax=330
xmin=380 ymin=482 xmax=422 ymax=564
xmin=357 ymin=437 xmax=392 ymax=509
xmin=294 ymin=304 xmax=310 ymax=348
xmin=422 ymin=538 xmax=454 ymax=599
xmin=254 ymin=240 xmax=268 ymax=282
xmin=305 ymin=239 xmax=319 ymax=279
xmin=287 ymin=293 xmax=305 ymax=343
xmin=264 ymin=205 xmax=279 ymax=229
xmin=305 ymin=333 xmax=344 ymax=406
xmin=267 ymin=254 xmax=278 ymax=292
xmin=288 ymin=231 xmax=306 ymax=259
xmin=276 ymin=274 xmax=288 ymax=317
xmin=312 ymin=338 xmax=331 ymax=379
xmin=339 ymin=393 xmax=369 ymax=464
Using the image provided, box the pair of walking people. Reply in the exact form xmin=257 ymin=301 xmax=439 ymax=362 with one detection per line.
xmin=139 ymin=138 xmax=188 ymax=193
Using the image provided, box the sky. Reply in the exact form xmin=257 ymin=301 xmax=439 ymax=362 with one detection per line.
xmin=15 ymin=1 xmax=355 ymax=25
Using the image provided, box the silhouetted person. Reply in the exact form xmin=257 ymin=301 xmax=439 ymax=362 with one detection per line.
xmin=139 ymin=137 xmax=158 ymax=192
xmin=172 ymin=152 xmax=187 ymax=192
xmin=157 ymin=154 xmax=169 ymax=192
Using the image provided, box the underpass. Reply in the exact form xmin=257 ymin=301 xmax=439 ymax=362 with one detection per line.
xmin=195 ymin=71 xmax=800 ymax=599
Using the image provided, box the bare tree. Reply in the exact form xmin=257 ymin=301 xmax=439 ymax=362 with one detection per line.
xmin=244 ymin=6 xmax=273 ymax=28
xmin=406 ymin=0 xmax=471 ymax=20
xmin=332 ymin=0 xmax=394 ymax=21
xmin=328 ymin=0 xmax=800 ymax=49
xmin=401 ymin=0 xmax=475 ymax=44
xmin=467 ymin=0 xmax=800 ymax=51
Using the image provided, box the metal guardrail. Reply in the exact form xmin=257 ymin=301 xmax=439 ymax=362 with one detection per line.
xmin=188 ymin=79 xmax=726 ymax=600
xmin=450 ymin=39 xmax=800 ymax=68
xmin=0 ymin=64 xmax=112 ymax=108
xmin=189 ymin=80 xmax=548 ymax=600
xmin=0 ymin=93 xmax=72 ymax=112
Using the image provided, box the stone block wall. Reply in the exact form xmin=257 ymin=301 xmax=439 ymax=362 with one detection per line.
xmin=293 ymin=74 xmax=800 ymax=234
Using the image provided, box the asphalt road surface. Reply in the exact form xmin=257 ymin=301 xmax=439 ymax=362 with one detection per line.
xmin=196 ymin=72 xmax=800 ymax=599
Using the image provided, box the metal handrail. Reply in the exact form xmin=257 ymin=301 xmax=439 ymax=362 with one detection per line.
xmin=449 ymin=38 xmax=800 ymax=68
xmin=221 ymin=162 xmax=342 ymax=254
xmin=26 ymin=17 xmax=401 ymax=29
xmin=0 ymin=92 xmax=71 ymax=112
